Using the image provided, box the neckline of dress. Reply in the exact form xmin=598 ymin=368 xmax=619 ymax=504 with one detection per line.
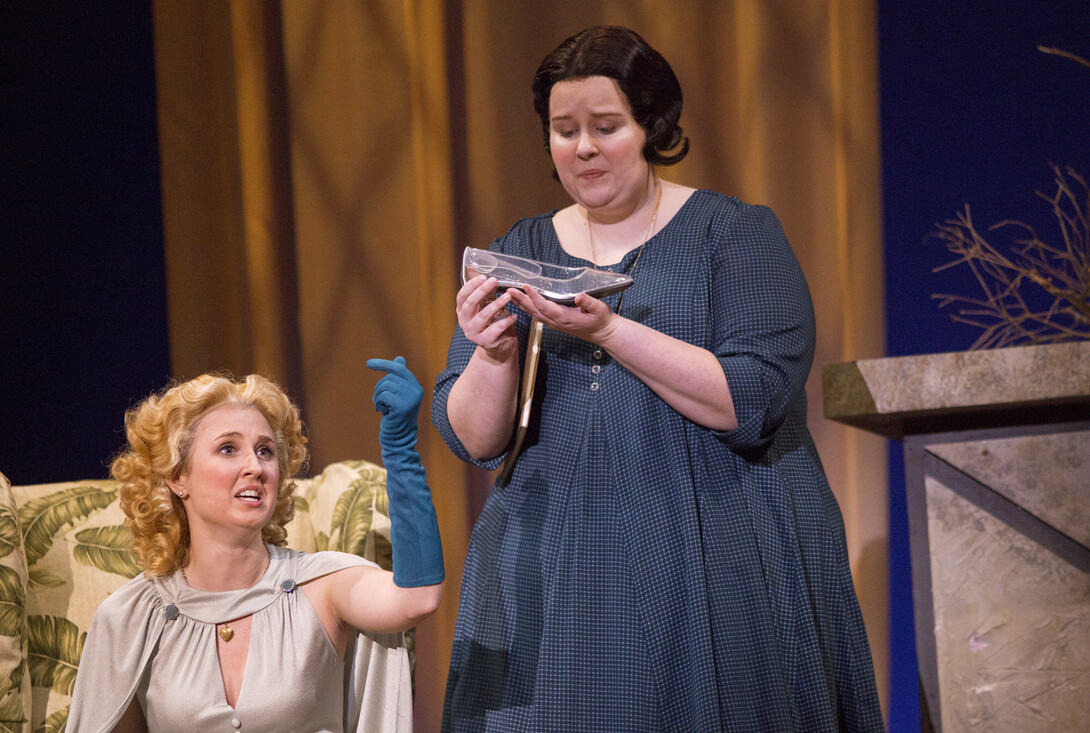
xmin=552 ymin=187 xmax=702 ymax=267
xmin=158 ymin=544 xmax=288 ymax=623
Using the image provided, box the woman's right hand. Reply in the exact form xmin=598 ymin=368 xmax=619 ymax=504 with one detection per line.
xmin=456 ymin=275 xmax=518 ymax=363
xmin=448 ymin=274 xmax=522 ymax=459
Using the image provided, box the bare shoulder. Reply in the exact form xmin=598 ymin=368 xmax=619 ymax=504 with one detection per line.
xmin=303 ymin=562 xmax=379 ymax=595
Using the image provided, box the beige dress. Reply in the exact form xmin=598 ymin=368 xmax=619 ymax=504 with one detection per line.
xmin=68 ymin=546 xmax=412 ymax=733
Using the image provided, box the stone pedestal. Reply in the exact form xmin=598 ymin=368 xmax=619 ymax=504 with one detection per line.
xmin=823 ymin=342 xmax=1090 ymax=732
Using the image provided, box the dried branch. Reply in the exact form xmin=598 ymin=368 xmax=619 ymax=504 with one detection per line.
xmin=931 ymin=165 xmax=1090 ymax=349
xmin=930 ymin=46 xmax=1089 ymax=349
xmin=1037 ymin=46 xmax=1090 ymax=69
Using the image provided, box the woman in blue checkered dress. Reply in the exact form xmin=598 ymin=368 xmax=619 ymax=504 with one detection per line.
xmin=433 ymin=26 xmax=883 ymax=732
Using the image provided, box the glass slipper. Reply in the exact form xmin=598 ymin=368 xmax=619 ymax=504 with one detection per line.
xmin=461 ymin=247 xmax=634 ymax=305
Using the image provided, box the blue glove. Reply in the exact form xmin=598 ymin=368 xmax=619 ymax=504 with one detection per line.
xmin=366 ymin=356 xmax=444 ymax=588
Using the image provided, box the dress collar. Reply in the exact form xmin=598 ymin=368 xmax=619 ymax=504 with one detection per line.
xmin=153 ymin=544 xmax=296 ymax=623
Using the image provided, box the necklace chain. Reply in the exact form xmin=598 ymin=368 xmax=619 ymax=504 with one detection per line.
xmin=587 ymin=179 xmax=661 ymax=315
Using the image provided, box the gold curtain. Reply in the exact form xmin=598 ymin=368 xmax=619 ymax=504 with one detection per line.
xmin=154 ymin=1 xmax=888 ymax=727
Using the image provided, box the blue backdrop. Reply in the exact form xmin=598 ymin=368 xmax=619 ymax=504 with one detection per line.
xmin=878 ymin=2 xmax=1089 ymax=729
xmin=0 ymin=4 xmax=169 ymax=485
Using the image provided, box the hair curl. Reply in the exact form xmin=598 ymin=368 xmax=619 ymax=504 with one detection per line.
xmin=532 ymin=25 xmax=689 ymax=167
xmin=111 ymin=373 xmax=308 ymax=577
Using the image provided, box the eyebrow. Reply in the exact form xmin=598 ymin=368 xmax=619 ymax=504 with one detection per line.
xmin=550 ymin=111 xmax=626 ymax=122
xmin=214 ymin=431 xmax=276 ymax=443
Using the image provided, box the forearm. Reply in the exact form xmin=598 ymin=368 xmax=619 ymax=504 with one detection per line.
xmin=596 ymin=316 xmax=737 ymax=431
xmin=446 ymin=346 xmax=521 ymax=459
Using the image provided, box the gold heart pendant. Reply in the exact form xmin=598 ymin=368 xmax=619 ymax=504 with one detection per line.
xmin=219 ymin=624 xmax=235 ymax=642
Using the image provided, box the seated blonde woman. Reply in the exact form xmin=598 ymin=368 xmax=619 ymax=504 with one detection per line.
xmin=68 ymin=358 xmax=443 ymax=733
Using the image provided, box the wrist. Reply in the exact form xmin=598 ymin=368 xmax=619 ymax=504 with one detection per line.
xmin=590 ymin=312 xmax=622 ymax=347
xmin=476 ymin=342 xmax=517 ymax=367
xmin=381 ymin=433 xmax=418 ymax=452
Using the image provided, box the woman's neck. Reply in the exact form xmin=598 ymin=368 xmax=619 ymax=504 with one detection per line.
xmin=583 ymin=175 xmax=662 ymax=264
xmin=181 ymin=536 xmax=270 ymax=591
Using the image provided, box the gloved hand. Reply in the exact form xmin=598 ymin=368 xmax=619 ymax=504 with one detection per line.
xmin=366 ymin=356 xmax=444 ymax=588
xmin=369 ymin=355 xmax=422 ymax=450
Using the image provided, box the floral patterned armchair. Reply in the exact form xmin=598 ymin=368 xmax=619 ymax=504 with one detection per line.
xmin=0 ymin=460 xmax=397 ymax=733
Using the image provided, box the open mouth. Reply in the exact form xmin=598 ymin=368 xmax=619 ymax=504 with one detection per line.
xmin=235 ymin=489 xmax=262 ymax=503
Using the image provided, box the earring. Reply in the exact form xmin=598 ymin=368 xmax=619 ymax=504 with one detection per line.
xmin=176 ymin=490 xmax=186 ymax=499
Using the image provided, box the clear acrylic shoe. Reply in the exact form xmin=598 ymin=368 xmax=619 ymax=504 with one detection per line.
xmin=461 ymin=247 xmax=633 ymax=305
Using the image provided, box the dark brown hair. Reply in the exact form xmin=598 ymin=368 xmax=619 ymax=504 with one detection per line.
xmin=532 ymin=26 xmax=689 ymax=166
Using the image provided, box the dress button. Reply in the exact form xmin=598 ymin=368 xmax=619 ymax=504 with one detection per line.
xmin=591 ymin=365 xmax=601 ymax=374
xmin=593 ymin=349 xmax=603 ymax=360
xmin=590 ymin=382 xmax=600 ymax=391
xmin=231 ymin=717 xmax=242 ymax=729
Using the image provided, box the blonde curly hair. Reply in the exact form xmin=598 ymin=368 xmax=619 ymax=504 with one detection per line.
xmin=111 ymin=373 xmax=308 ymax=577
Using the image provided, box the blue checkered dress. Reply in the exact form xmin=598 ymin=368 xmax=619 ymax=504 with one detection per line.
xmin=433 ymin=190 xmax=884 ymax=732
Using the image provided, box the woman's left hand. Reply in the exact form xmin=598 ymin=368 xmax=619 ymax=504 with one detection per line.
xmin=507 ymin=286 xmax=617 ymax=344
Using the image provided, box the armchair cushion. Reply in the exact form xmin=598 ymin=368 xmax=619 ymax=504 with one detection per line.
xmin=0 ymin=471 xmax=30 ymax=733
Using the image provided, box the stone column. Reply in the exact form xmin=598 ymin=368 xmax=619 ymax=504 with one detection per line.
xmin=822 ymin=341 xmax=1090 ymax=732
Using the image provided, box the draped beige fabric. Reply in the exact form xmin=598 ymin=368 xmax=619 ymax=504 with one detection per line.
xmin=154 ymin=1 xmax=888 ymax=727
